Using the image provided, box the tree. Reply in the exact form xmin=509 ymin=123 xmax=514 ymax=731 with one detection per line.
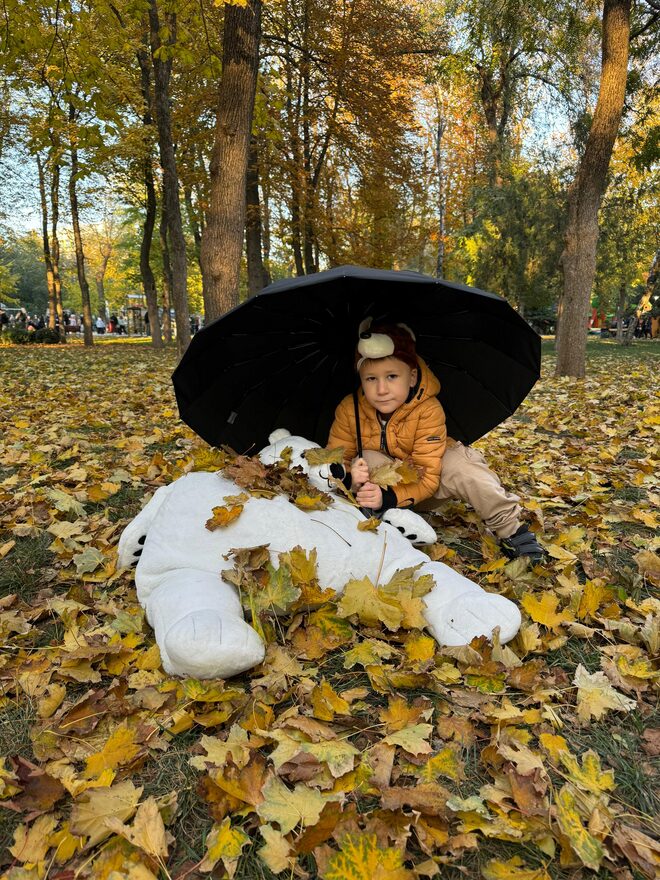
xmin=200 ymin=0 xmax=262 ymax=319
xmin=68 ymin=103 xmax=94 ymax=346
xmin=555 ymin=0 xmax=632 ymax=377
xmin=149 ymin=0 xmax=191 ymax=352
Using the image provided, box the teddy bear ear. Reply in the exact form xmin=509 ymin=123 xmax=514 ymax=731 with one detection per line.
xmin=268 ymin=428 xmax=292 ymax=443
xmin=358 ymin=317 xmax=373 ymax=336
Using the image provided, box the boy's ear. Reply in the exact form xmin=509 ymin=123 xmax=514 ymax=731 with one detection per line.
xmin=410 ymin=368 xmax=418 ymax=387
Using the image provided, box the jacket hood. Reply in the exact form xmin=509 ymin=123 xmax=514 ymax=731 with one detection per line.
xmin=357 ymin=356 xmax=440 ymax=421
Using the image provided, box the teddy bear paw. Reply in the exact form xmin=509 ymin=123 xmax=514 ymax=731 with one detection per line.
xmin=425 ymin=591 xmax=521 ymax=646
xmin=382 ymin=508 xmax=437 ymax=545
xmin=162 ymin=611 xmax=265 ymax=679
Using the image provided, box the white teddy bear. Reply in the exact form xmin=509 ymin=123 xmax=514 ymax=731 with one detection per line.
xmin=118 ymin=431 xmax=521 ymax=679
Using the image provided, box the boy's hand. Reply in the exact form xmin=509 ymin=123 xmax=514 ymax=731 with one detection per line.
xmin=356 ymin=481 xmax=383 ymax=510
xmin=351 ymin=457 xmax=370 ymax=489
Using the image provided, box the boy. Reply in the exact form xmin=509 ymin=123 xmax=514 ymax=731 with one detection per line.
xmin=327 ymin=322 xmax=543 ymax=561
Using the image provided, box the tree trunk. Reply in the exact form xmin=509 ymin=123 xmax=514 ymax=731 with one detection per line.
xmin=137 ymin=41 xmax=163 ymax=349
xmin=246 ymin=135 xmax=270 ymax=296
xmin=555 ymin=0 xmax=631 ymax=378
xmin=50 ymin=159 xmax=65 ymax=339
xmin=623 ymin=247 xmax=659 ymax=343
xmin=434 ymin=102 xmax=447 ymax=278
xmin=36 ymin=155 xmax=57 ymax=331
xmin=200 ymin=0 xmax=262 ymax=319
xmin=149 ymin=0 xmax=190 ymax=354
xmin=285 ymin=36 xmax=305 ymax=277
xmin=184 ymin=183 xmax=202 ymax=267
xmin=159 ymin=204 xmax=173 ymax=343
xmin=68 ymin=105 xmax=94 ymax=347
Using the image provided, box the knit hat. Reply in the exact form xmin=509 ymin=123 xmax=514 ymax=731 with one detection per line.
xmin=355 ymin=319 xmax=418 ymax=371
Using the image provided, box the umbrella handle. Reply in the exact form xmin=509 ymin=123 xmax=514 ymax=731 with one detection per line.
xmin=352 ymin=389 xmax=363 ymax=458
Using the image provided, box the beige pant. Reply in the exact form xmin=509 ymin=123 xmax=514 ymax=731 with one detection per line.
xmin=360 ymin=442 xmax=522 ymax=539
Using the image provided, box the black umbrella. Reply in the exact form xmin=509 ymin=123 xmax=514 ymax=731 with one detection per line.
xmin=172 ymin=265 xmax=541 ymax=452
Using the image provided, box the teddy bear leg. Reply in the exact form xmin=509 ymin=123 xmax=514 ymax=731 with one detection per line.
xmin=144 ymin=570 xmax=265 ymax=679
xmin=418 ymin=561 xmax=521 ymax=647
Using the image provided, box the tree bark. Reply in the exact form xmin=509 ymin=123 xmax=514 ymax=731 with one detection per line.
xmin=184 ymin=182 xmax=202 ymax=267
xmin=434 ymin=94 xmax=447 ymax=278
xmin=137 ymin=41 xmax=163 ymax=348
xmin=49 ymin=155 xmax=65 ymax=338
xmin=36 ymin=155 xmax=57 ymax=331
xmin=200 ymin=0 xmax=262 ymax=319
xmin=68 ymin=105 xmax=94 ymax=347
xmin=555 ymin=0 xmax=631 ymax=378
xmin=159 ymin=204 xmax=173 ymax=343
xmin=149 ymin=0 xmax=190 ymax=354
xmin=245 ymin=135 xmax=271 ymax=296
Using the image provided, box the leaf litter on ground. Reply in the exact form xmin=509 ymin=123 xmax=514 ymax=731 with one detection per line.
xmin=0 ymin=340 xmax=658 ymax=879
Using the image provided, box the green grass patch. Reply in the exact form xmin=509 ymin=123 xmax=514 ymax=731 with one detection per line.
xmin=0 ymin=533 xmax=56 ymax=601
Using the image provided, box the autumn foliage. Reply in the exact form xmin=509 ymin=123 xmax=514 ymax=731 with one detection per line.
xmin=0 ymin=341 xmax=658 ymax=879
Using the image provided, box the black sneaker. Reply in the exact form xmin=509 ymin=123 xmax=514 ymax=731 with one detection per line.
xmin=500 ymin=525 xmax=544 ymax=562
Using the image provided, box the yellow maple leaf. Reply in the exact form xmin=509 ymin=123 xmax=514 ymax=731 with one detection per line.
xmin=69 ymin=780 xmax=143 ymax=848
xmin=482 ymin=855 xmax=551 ymax=880
xmin=205 ymin=503 xmax=243 ymax=530
xmin=256 ymin=775 xmax=327 ymax=834
xmin=521 ymin=592 xmax=571 ymax=630
xmin=10 ymin=814 xmax=58 ymax=863
xmin=382 ymin=723 xmax=433 ymax=755
xmin=303 ymin=446 xmax=344 ymax=466
xmin=555 ymin=784 xmax=605 ymax=870
xmin=199 ymin=817 xmax=250 ymax=872
xmin=573 ymin=664 xmax=636 ymax=721
xmin=558 ymin=750 xmax=616 ymax=795
xmin=294 ymin=492 xmax=329 ymax=511
xmin=418 ymin=746 xmax=465 ymax=782
xmin=105 ymin=796 xmax=172 ymax=859
xmin=84 ymin=723 xmax=141 ymax=778
xmin=325 ymin=833 xmax=414 ymax=880
xmin=357 ymin=516 xmax=381 ymax=532
xmin=538 ymin=732 xmax=569 ymax=763
xmin=337 ymin=576 xmax=403 ymax=630
xmin=259 ymin=823 xmax=294 ymax=874
xmin=310 ymin=680 xmax=351 ymax=721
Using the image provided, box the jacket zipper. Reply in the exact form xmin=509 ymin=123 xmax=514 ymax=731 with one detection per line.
xmin=379 ymin=417 xmax=390 ymax=455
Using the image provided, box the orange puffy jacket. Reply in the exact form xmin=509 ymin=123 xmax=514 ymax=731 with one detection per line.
xmin=326 ymin=358 xmax=447 ymax=508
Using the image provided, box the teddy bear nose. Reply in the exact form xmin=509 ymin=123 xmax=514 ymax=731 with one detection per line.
xmin=360 ymin=332 xmax=371 ymax=339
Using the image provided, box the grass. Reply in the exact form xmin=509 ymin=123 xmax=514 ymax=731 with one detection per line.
xmin=0 ymin=533 xmax=56 ymax=602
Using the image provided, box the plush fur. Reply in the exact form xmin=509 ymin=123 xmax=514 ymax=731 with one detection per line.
xmin=118 ymin=432 xmax=521 ymax=679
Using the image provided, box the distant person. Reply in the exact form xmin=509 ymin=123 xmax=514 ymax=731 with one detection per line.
xmin=16 ymin=307 xmax=27 ymax=327
xmin=95 ymin=316 xmax=106 ymax=334
xmin=0 ymin=308 xmax=8 ymax=331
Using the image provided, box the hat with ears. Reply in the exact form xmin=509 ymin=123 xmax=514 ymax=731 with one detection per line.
xmin=356 ymin=318 xmax=418 ymax=371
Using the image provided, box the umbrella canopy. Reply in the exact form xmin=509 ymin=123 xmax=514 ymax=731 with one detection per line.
xmin=172 ymin=265 xmax=541 ymax=452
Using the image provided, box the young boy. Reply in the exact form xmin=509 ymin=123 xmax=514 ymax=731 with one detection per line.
xmin=326 ymin=322 xmax=543 ymax=560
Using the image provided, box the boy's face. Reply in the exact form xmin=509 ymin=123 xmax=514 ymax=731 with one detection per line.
xmin=359 ymin=357 xmax=418 ymax=414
